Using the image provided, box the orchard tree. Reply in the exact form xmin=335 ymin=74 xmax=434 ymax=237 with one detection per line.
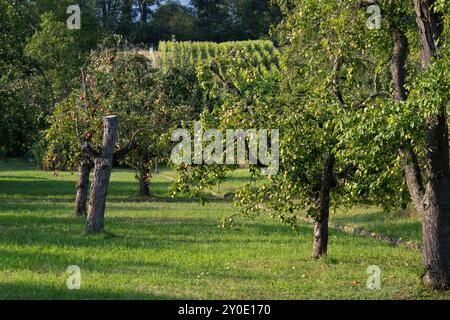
xmin=274 ymin=0 xmax=450 ymax=287
xmin=175 ymin=2 xmax=406 ymax=260
xmin=129 ymin=65 xmax=204 ymax=196
xmin=25 ymin=2 xmax=104 ymax=103
xmin=45 ymin=39 xmax=197 ymax=216
xmin=408 ymin=0 xmax=450 ymax=289
xmin=230 ymin=0 xmax=450 ymax=288
xmin=0 ymin=0 xmax=54 ymax=156
xmin=317 ymin=0 xmax=450 ymax=288
xmin=0 ymin=0 xmax=103 ymax=157
xmin=87 ymin=43 xmax=201 ymax=197
xmin=340 ymin=0 xmax=450 ymax=288
xmin=45 ymin=43 xmax=151 ymax=216
xmin=25 ymin=12 xmax=81 ymax=101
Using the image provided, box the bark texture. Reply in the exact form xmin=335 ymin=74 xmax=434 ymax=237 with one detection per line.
xmin=85 ymin=116 xmax=119 ymax=233
xmin=421 ymin=112 xmax=450 ymax=288
xmin=75 ymin=159 xmax=92 ymax=217
xmin=390 ymin=26 xmax=426 ymax=213
xmin=312 ymin=154 xmax=335 ymax=259
xmin=414 ymin=0 xmax=450 ymax=288
xmin=138 ymin=155 xmax=151 ymax=197
xmin=414 ymin=0 xmax=442 ymax=69
xmin=400 ymin=146 xmax=425 ymax=213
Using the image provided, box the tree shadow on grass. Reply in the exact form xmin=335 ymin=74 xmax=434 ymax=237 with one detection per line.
xmin=0 ymin=282 xmax=177 ymax=300
xmin=0 ymin=178 xmax=232 ymax=203
xmin=0 ymin=247 xmax=268 ymax=285
xmin=332 ymin=211 xmax=388 ymax=224
xmin=0 ymin=180 xmax=76 ymax=199
xmin=0 ymin=162 xmax=248 ymax=203
xmin=0 ymin=213 xmax=308 ymax=251
xmin=0 ymin=179 xmax=138 ymax=200
xmin=0 ymin=176 xmax=49 ymax=180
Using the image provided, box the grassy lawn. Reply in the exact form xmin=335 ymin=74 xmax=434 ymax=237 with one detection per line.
xmin=330 ymin=206 xmax=422 ymax=243
xmin=0 ymin=159 xmax=449 ymax=299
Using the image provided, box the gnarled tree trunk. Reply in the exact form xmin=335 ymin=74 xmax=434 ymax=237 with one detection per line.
xmin=398 ymin=0 xmax=450 ymax=288
xmin=312 ymin=154 xmax=335 ymax=259
xmin=390 ymin=4 xmax=450 ymax=288
xmin=390 ymin=26 xmax=426 ymax=212
xmin=421 ymin=113 xmax=450 ymax=288
xmin=86 ymin=116 xmax=118 ymax=233
xmin=414 ymin=0 xmax=450 ymax=289
xmin=75 ymin=159 xmax=92 ymax=217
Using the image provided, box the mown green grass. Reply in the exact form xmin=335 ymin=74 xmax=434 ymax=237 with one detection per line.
xmin=0 ymin=159 xmax=448 ymax=299
xmin=330 ymin=206 xmax=422 ymax=243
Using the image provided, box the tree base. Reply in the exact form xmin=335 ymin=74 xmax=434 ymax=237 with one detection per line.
xmin=85 ymin=225 xmax=104 ymax=234
xmin=311 ymin=220 xmax=329 ymax=259
xmin=74 ymin=210 xmax=86 ymax=217
xmin=422 ymin=269 xmax=449 ymax=290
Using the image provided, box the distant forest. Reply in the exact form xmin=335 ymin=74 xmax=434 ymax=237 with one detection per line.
xmin=89 ymin=0 xmax=283 ymax=45
xmin=0 ymin=0 xmax=283 ymax=156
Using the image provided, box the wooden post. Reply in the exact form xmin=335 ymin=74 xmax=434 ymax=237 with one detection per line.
xmin=85 ymin=116 xmax=118 ymax=233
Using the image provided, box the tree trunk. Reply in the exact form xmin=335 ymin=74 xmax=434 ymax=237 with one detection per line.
xmin=75 ymin=159 xmax=92 ymax=217
xmin=421 ymin=113 xmax=450 ymax=288
xmin=312 ymin=154 xmax=335 ymax=259
xmin=413 ymin=0 xmax=450 ymax=288
xmin=414 ymin=0 xmax=442 ymax=69
xmin=139 ymin=172 xmax=150 ymax=197
xmin=138 ymin=155 xmax=150 ymax=197
xmin=86 ymin=116 xmax=118 ymax=234
xmin=400 ymin=146 xmax=425 ymax=213
xmin=390 ymin=26 xmax=427 ymax=213
xmin=389 ymin=15 xmax=450 ymax=288
xmin=138 ymin=0 xmax=149 ymax=23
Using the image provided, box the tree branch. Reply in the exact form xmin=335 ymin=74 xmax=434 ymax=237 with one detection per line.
xmin=332 ymin=56 xmax=345 ymax=106
xmin=333 ymin=164 xmax=357 ymax=180
xmin=80 ymin=142 xmax=100 ymax=159
xmin=113 ymin=129 xmax=142 ymax=161
xmin=209 ymin=60 xmax=255 ymax=114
